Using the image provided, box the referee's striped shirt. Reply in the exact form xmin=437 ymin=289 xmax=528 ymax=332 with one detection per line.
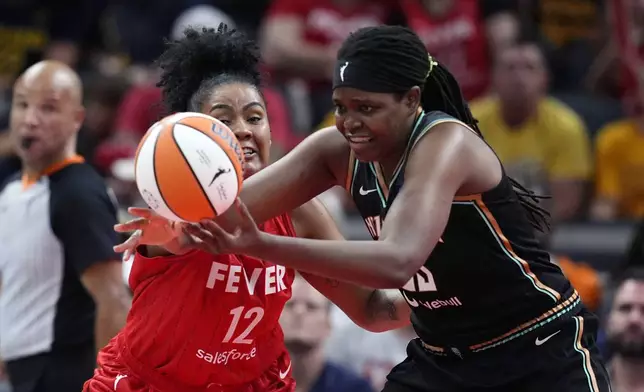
xmin=0 ymin=157 xmax=119 ymax=361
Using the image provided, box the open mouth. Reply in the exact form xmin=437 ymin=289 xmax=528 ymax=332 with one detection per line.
xmin=347 ymin=135 xmax=373 ymax=144
xmin=21 ymin=137 xmax=37 ymax=149
xmin=242 ymin=146 xmax=257 ymax=159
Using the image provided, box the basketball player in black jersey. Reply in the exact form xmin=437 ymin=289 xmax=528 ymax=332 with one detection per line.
xmin=122 ymin=25 xmax=611 ymax=391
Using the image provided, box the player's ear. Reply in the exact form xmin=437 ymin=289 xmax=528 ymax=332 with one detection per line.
xmin=404 ymin=86 xmax=421 ymax=115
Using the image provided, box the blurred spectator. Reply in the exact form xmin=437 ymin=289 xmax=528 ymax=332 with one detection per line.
xmin=260 ymin=0 xmax=393 ymax=132
xmin=111 ymin=0 xmax=197 ymax=66
xmin=77 ymin=74 xmax=130 ymax=174
xmin=281 ymin=275 xmax=374 ymax=392
xmin=587 ymin=0 xmax=644 ymax=114
xmin=524 ymin=0 xmax=603 ymax=49
xmin=471 ymin=38 xmax=592 ymax=222
xmin=325 ymin=323 xmax=413 ymax=390
xmin=591 ymin=111 xmax=644 ymax=221
xmin=0 ymin=0 xmax=105 ymax=81
xmin=605 ymin=268 xmax=644 ymax=391
xmin=0 ymin=61 xmax=129 ymax=392
xmin=520 ymin=0 xmax=605 ymax=92
xmin=399 ymin=0 xmax=518 ymax=101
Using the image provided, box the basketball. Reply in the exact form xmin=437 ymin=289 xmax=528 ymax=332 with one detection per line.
xmin=134 ymin=112 xmax=244 ymax=223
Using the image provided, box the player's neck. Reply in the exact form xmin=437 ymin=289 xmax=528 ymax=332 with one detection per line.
xmin=611 ymin=355 xmax=644 ymax=389
xmin=378 ymin=110 xmax=420 ymax=183
xmin=291 ymin=349 xmax=325 ymax=392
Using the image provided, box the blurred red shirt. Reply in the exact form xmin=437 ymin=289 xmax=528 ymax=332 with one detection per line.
xmin=400 ymin=0 xmax=490 ymax=101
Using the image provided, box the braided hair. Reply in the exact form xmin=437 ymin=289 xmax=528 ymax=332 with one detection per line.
xmin=337 ymin=25 xmax=551 ymax=232
xmin=156 ymin=24 xmax=262 ymax=114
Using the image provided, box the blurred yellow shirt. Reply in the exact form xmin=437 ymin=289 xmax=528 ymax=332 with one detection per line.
xmin=318 ymin=111 xmax=335 ymax=130
xmin=470 ymin=96 xmax=592 ymax=194
xmin=594 ymin=119 xmax=644 ymax=218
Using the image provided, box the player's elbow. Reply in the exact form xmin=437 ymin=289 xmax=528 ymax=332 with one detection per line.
xmin=381 ymin=251 xmax=424 ymax=289
xmin=360 ymin=322 xmax=401 ymax=333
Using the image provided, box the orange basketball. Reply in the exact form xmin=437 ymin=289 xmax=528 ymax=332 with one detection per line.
xmin=134 ymin=112 xmax=244 ymax=223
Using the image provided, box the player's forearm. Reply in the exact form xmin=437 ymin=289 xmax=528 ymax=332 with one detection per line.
xmin=253 ymin=234 xmax=414 ymax=288
xmin=301 ymin=273 xmax=410 ymax=332
xmin=94 ymin=300 xmax=129 ymax=352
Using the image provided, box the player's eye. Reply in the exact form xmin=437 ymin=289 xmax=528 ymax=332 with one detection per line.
xmin=359 ymin=105 xmax=374 ymax=114
xmin=247 ymin=116 xmax=262 ymax=124
xmin=334 ymin=104 xmax=346 ymax=115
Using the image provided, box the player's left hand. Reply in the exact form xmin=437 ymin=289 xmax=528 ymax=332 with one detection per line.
xmin=183 ymin=198 xmax=265 ymax=255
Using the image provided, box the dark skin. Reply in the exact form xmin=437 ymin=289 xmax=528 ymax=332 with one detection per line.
xmin=116 ymin=82 xmax=410 ymax=332
xmin=180 ymin=85 xmax=503 ymax=289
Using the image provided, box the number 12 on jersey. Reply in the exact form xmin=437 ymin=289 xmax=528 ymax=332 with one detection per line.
xmin=222 ymin=306 xmax=265 ymax=344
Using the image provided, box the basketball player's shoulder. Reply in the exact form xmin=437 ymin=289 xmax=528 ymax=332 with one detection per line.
xmin=302 ymin=126 xmax=352 ymax=185
xmin=422 ymin=111 xmax=469 ymax=130
xmin=310 ymin=126 xmax=349 ymax=156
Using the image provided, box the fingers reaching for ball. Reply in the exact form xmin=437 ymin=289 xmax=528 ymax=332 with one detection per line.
xmin=128 ymin=207 xmax=154 ymax=219
xmin=114 ymin=218 xmax=148 ymax=233
xmin=179 ymin=199 xmax=264 ymax=256
xmin=114 ymin=229 xmax=143 ymax=259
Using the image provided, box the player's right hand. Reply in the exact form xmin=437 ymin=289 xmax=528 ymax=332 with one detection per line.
xmin=114 ymin=207 xmax=185 ymax=259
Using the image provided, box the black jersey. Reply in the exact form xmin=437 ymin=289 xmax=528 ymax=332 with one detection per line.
xmin=0 ymin=162 xmax=120 ymax=361
xmin=347 ymin=111 xmax=580 ymax=353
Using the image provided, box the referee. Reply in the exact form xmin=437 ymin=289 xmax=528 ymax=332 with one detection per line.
xmin=0 ymin=61 xmax=130 ymax=392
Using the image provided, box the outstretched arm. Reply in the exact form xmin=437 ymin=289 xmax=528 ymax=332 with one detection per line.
xmin=236 ymin=127 xmax=350 ymax=224
xmin=195 ymin=123 xmax=496 ymax=288
xmin=291 ymin=198 xmax=410 ymax=332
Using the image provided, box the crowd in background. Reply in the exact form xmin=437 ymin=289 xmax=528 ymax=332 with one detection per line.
xmin=0 ymin=0 xmax=644 ymax=390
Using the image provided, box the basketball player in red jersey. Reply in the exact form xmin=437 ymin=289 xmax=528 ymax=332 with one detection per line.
xmin=84 ymin=25 xmax=410 ymax=392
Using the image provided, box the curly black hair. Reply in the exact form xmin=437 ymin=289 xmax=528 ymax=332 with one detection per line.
xmin=156 ymin=24 xmax=262 ymax=114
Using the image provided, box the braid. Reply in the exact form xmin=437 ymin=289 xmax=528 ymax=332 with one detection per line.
xmin=424 ymin=64 xmax=551 ymax=232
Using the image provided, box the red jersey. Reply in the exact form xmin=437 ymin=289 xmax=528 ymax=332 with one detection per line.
xmin=400 ymin=0 xmax=490 ymax=101
xmin=114 ymin=214 xmax=296 ymax=388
